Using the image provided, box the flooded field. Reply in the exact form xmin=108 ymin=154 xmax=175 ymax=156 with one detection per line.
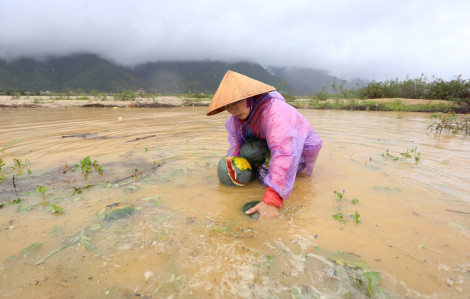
xmin=0 ymin=107 xmax=469 ymax=299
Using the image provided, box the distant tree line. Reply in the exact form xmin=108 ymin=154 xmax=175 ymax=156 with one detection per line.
xmin=307 ymin=75 xmax=470 ymax=106
xmin=1 ymin=75 xmax=469 ymax=105
xmin=356 ymin=75 xmax=470 ymax=104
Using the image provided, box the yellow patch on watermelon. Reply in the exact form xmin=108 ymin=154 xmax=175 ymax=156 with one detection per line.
xmin=232 ymin=157 xmax=252 ymax=171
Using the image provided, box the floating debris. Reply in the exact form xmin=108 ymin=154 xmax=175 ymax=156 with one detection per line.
xmin=125 ymin=135 xmax=156 ymax=143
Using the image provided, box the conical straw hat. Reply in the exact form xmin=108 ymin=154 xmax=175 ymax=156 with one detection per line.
xmin=206 ymin=70 xmax=275 ymax=116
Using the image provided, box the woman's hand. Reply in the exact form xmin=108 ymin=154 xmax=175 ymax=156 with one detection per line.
xmin=245 ymin=201 xmax=279 ymax=221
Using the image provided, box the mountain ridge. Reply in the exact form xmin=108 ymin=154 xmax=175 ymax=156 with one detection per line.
xmin=0 ymin=54 xmax=368 ymax=95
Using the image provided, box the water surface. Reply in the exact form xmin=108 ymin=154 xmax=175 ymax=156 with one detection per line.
xmin=0 ymin=107 xmax=469 ymax=298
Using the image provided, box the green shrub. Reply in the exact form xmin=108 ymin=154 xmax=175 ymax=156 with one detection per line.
xmin=113 ymin=90 xmax=137 ymax=101
xmin=309 ymin=85 xmax=329 ymax=108
xmin=281 ymin=93 xmax=296 ymax=102
xmin=356 ymin=75 xmax=470 ymax=104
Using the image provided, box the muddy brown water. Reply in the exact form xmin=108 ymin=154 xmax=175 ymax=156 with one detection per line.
xmin=0 ymin=107 xmax=469 ymax=298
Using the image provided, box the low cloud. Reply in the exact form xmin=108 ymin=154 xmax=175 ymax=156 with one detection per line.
xmin=1 ymin=0 xmax=469 ymax=81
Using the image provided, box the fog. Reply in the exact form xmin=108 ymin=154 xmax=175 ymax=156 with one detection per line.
xmin=1 ymin=0 xmax=469 ymax=81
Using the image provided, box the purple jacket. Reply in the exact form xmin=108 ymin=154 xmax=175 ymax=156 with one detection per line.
xmin=225 ymin=91 xmax=322 ymax=199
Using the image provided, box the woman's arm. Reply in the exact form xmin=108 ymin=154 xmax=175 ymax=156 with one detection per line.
xmin=225 ymin=116 xmax=243 ymax=157
xmin=262 ymin=102 xmax=309 ymax=199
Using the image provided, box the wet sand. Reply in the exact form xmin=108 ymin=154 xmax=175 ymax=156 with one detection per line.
xmin=0 ymin=95 xmax=188 ymax=108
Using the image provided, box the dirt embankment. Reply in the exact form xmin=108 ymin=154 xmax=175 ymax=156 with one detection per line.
xmin=0 ymin=95 xmax=196 ymax=108
xmin=1 ymin=95 xmax=466 ymax=113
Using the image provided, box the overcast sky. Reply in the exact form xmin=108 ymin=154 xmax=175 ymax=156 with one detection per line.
xmin=1 ymin=0 xmax=469 ymax=81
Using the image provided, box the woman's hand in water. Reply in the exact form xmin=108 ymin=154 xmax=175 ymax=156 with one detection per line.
xmin=245 ymin=201 xmax=279 ymax=221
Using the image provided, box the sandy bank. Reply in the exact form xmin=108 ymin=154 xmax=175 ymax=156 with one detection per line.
xmin=0 ymin=94 xmax=455 ymax=109
xmin=0 ymin=95 xmax=193 ymax=108
xmin=295 ymin=97 xmax=452 ymax=105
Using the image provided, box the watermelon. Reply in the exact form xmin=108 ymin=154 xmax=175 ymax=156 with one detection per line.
xmin=240 ymin=138 xmax=270 ymax=168
xmin=242 ymin=201 xmax=261 ymax=220
xmin=97 ymin=203 xmax=135 ymax=220
xmin=217 ymin=156 xmax=252 ymax=186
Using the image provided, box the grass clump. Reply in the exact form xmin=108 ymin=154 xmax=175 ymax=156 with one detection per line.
xmin=75 ymin=156 xmax=103 ymax=179
xmin=382 ymin=147 xmax=421 ymax=163
xmin=113 ymin=90 xmax=137 ymax=101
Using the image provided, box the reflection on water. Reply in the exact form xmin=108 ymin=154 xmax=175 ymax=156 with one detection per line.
xmin=0 ymin=107 xmax=469 ymax=298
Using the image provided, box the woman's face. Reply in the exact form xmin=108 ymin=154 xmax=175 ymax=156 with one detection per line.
xmin=225 ymin=99 xmax=251 ymax=120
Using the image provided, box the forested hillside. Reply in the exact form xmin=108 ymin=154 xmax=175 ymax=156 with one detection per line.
xmin=0 ymin=54 xmax=362 ymax=95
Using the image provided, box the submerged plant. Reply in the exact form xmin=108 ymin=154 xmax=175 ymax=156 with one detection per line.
xmin=403 ymin=147 xmax=421 ymax=162
xmin=9 ymin=158 xmax=31 ymax=175
xmin=35 ymin=185 xmax=52 ymax=197
xmin=333 ymin=190 xmax=344 ymax=200
xmin=71 ymin=184 xmax=95 ymax=195
xmin=332 ymin=189 xmax=362 ymax=224
xmin=427 ymin=112 xmax=470 ymax=134
xmin=50 ymin=204 xmax=65 ymax=214
xmin=332 ymin=213 xmax=346 ymax=224
xmin=381 ymin=149 xmax=399 ymax=161
xmin=1 ymin=134 xmax=47 ymax=153
xmin=75 ymin=156 xmax=103 ymax=178
xmin=35 ymin=229 xmax=97 ymax=265
xmin=0 ymin=198 xmax=21 ymax=209
xmin=351 ymin=210 xmax=362 ymax=224
xmin=382 ymin=147 xmax=421 ymax=163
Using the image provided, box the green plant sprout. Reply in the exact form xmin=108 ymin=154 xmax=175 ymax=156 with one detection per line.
xmin=13 ymin=159 xmax=21 ymax=167
xmin=382 ymin=147 xmax=421 ymax=163
xmin=332 ymin=213 xmax=346 ymax=224
xmin=409 ymin=147 xmax=421 ymax=162
xmin=71 ymin=184 xmax=95 ymax=195
xmin=0 ymin=158 xmax=31 ymax=177
xmin=35 ymin=185 xmax=52 ymax=196
xmin=75 ymin=156 xmax=103 ymax=178
xmin=12 ymin=158 xmax=31 ymax=174
xmin=333 ymin=190 xmax=344 ymax=200
xmin=351 ymin=198 xmax=359 ymax=205
xmin=351 ymin=210 xmax=362 ymax=224
xmin=50 ymin=204 xmax=65 ymax=214
xmin=266 ymin=254 xmax=275 ymax=264
xmin=381 ymin=149 xmax=399 ymax=161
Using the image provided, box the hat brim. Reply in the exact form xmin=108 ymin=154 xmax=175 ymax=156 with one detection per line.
xmin=206 ymin=70 xmax=276 ymax=116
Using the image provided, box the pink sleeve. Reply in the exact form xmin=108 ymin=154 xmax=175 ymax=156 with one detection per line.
xmin=225 ymin=115 xmax=243 ymax=157
xmin=262 ymin=101 xmax=310 ymax=199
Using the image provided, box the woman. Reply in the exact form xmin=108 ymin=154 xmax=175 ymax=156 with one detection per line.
xmin=207 ymin=71 xmax=322 ymax=220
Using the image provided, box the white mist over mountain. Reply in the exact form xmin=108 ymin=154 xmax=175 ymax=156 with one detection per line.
xmin=0 ymin=0 xmax=469 ymax=81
